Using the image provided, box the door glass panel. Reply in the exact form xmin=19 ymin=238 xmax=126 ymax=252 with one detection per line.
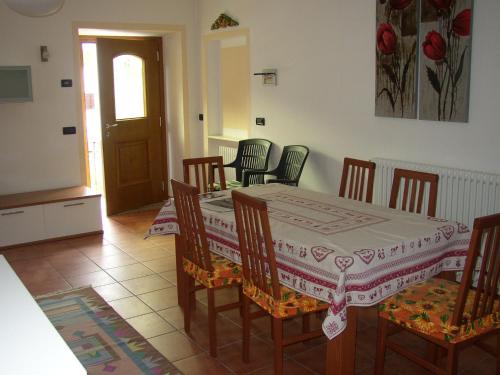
xmin=113 ymin=54 xmax=146 ymax=120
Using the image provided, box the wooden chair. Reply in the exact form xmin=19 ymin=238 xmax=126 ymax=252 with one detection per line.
xmin=375 ymin=213 xmax=500 ymax=375
xmin=338 ymin=157 xmax=376 ymax=203
xmin=389 ymin=168 xmax=439 ymax=217
xmin=232 ymin=189 xmax=329 ymax=374
xmin=171 ymin=179 xmax=242 ymax=357
xmin=242 ymin=145 xmax=309 ymax=187
xmin=183 ymin=156 xmax=226 ymax=193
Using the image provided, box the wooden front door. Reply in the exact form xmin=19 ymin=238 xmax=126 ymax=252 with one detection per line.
xmin=97 ymin=37 xmax=167 ymax=215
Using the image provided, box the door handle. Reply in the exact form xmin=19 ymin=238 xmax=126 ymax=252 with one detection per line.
xmin=105 ymin=123 xmax=119 ymax=130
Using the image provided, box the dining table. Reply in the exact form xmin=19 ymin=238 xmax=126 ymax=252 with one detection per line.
xmin=147 ymin=184 xmax=471 ymax=375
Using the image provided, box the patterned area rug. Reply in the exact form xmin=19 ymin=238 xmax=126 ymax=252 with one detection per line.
xmin=37 ymin=287 xmax=182 ymax=375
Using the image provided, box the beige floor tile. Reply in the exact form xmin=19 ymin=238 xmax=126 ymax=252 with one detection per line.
xmin=108 ymin=296 xmax=153 ymax=319
xmin=159 ymin=270 xmax=178 ymax=285
xmin=128 ymin=247 xmax=171 ymax=262
xmin=138 ymin=287 xmax=178 ymax=311
xmin=126 ymin=312 xmax=176 ymax=339
xmin=105 ymin=263 xmax=154 ymax=281
xmin=92 ymin=253 xmax=138 ymax=269
xmin=120 ymin=274 xmax=173 ymax=295
xmin=148 ymin=331 xmax=201 ymax=362
xmin=94 ymin=282 xmax=133 ymax=301
xmin=143 ymin=256 xmax=177 ymax=273
xmin=66 ymin=270 xmax=116 ymax=288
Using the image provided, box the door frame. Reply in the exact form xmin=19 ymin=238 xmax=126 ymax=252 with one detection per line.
xmin=72 ymin=22 xmax=192 ymax=202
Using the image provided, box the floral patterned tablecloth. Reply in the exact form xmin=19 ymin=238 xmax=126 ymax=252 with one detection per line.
xmin=147 ymin=184 xmax=470 ymax=340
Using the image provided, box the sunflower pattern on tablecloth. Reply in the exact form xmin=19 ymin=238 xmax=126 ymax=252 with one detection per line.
xmin=378 ymin=278 xmax=500 ymax=343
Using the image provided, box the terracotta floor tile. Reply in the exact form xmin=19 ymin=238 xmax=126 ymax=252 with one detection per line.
xmin=247 ymin=360 xmax=317 ymax=375
xmin=173 ymin=353 xmax=235 ymax=375
xmin=26 ymin=278 xmax=72 ymax=297
xmin=138 ymin=287 xmax=178 ymax=311
xmin=46 ymin=250 xmax=89 ymax=267
xmin=290 ymin=343 xmax=326 ymax=375
xmin=94 ymin=282 xmax=133 ymax=301
xmin=53 ymin=259 xmax=102 ymax=277
xmin=91 ymin=253 xmax=138 ymax=269
xmin=184 ymin=313 xmax=243 ymax=352
xmin=105 ymin=263 xmax=154 ymax=281
xmin=143 ymin=256 xmax=177 ymax=273
xmin=216 ymin=336 xmax=275 ymax=374
xmin=8 ymin=258 xmax=54 ymax=274
xmin=148 ymin=331 xmax=201 ymax=362
xmin=66 ymin=270 xmax=116 ymax=288
xmin=18 ymin=268 xmax=63 ymax=284
xmin=120 ymin=274 xmax=173 ymax=295
xmin=126 ymin=312 xmax=176 ymax=339
xmin=108 ymin=296 xmax=153 ymax=319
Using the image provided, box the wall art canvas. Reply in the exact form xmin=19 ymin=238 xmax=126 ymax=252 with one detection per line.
xmin=376 ymin=0 xmax=419 ymax=119
xmin=419 ymin=0 xmax=473 ymax=122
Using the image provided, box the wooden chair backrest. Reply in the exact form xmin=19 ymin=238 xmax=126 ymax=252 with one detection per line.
xmin=452 ymin=213 xmax=500 ymax=326
xmin=339 ymin=157 xmax=376 ymax=203
xmin=183 ymin=156 xmax=226 ymax=193
xmin=389 ymin=168 xmax=438 ymax=217
xmin=171 ymin=179 xmax=213 ymax=272
xmin=232 ymin=190 xmax=281 ymax=299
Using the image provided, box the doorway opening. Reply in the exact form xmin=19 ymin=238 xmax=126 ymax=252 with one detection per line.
xmin=81 ymin=41 xmax=104 ymax=195
xmin=78 ymin=29 xmax=172 ymax=215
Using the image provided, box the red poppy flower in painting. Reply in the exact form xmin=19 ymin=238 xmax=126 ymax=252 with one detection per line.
xmin=427 ymin=0 xmax=454 ymax=11
xmin=377 ymin=23 xmax=397 ymax=55
xmin=453 ymin=9 xmax=472 ymax=36
xmin=422 ymin=31 xmax=446 ymax=61
xmin=390 ymin=0 xmax=413 ymax=10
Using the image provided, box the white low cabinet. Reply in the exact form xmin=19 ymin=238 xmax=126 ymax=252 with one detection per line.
xmin=0 ymin=205 xmax=46 ymax=246
xmin=0 ymin=186 xmax=102 ymax=248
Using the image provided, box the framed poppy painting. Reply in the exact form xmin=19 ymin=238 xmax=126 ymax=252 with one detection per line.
xmin=419 ymin=0 xmax=473 ymax=122
xmin=375 ymin=0 xmax=419 ymax=119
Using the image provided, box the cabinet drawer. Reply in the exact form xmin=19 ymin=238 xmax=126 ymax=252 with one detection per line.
xmin=0 ymin=206 xmax=45 ymax=247
xmin=43 ymin=198 xmax=102 ymax=238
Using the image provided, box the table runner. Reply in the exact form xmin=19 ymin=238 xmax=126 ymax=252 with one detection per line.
xmin=148 ymin=184 xmax=470 ymax=339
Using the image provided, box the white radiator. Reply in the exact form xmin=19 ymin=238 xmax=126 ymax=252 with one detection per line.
xmin=218 ymin=146 xmax=238 ymax=181
xmin=372 ymin=158 xmax=500 ymax=229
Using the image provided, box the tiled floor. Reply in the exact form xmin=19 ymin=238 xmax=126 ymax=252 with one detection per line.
xmin=0 ymin=209 xmax=495 ymax=375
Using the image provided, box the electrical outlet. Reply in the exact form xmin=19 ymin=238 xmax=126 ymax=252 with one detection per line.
xmin=256 ymin=117 xmax=265 ymax=126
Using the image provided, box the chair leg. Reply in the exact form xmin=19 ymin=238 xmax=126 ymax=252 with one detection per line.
xmin=302 ymin=314 xmax=311 ymax=334
xmin=445 ymin=345 xmax=457 ymax=375
xmin=270 ymin=316 xmax=275 ymax=340
xmin=242 ymin=295 xmax=251 ymax=363
xmin=238 ymin=284 xmax=244 ymax=317
xmin=374 ymin=317 xmax=388 ymax=375
xmin=497 ymin=333 xmax=500 ymax=374
xmin=273 ymin=317 xmax=284 ymax=375
xmin=497 ymin=333 xmax=500 ymax=375
xmin=427 ymin=342 xmax=439 ymax=365
xmin=207 ymin=288 xmax=217 ymax=357
xmin=183 ymin=274 xmax=192 ymax=334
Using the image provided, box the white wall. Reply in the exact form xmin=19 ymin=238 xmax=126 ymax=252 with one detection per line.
xmin=198 ymin=0 xmax=500 ymax=193
xmin=0 ymin=0 xmax=200 ymax=195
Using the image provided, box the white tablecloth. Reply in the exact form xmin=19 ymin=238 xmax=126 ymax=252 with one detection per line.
xmin=148 ymin=184 xmax=470 ymax=339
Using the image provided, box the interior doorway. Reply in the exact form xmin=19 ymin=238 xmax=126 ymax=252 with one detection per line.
xmin=79 ymin=34 xmax=168 ymax=215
